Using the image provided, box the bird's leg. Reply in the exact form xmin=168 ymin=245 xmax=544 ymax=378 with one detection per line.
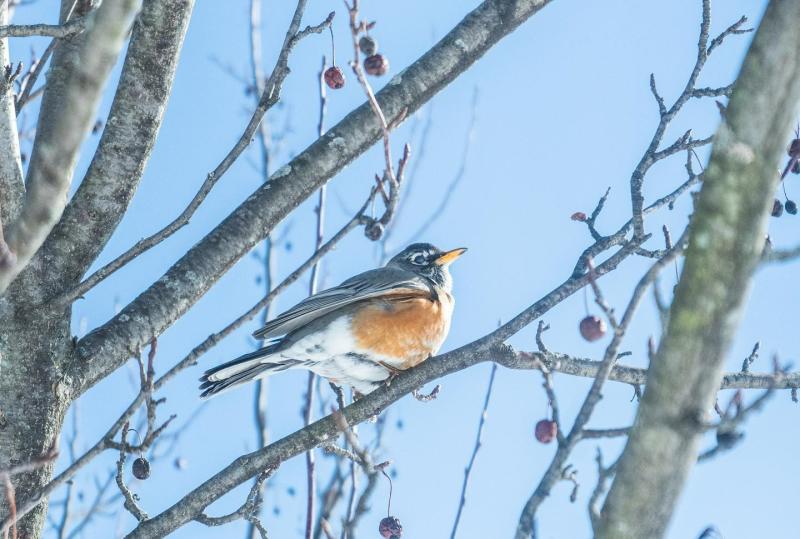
xmin=378 ymin=361 xmax=404 ymax=388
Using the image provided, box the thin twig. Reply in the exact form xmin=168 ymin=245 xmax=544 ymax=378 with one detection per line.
xmin=450 ymin=363 xmax=497 ymax=539
xmin=515 ymin=231 xmax=688 ymax=537
xmin=2 ymin=475 xmax=17 ymax=539
xmin=196 ymin=468 xmax=275 ymax=535
xmin=16 ymin=0 xmax=80 ymax=112
xmin=406 ymin=87 xmax=478 ymax=243
xmin=0 ymin=17 xmax=86 ymax=39
xmin=303 ymin=54 xmax=329 ymax=539
xmin=51 ymin=6 xmax=335 ymax=306
xmin=629 ymin=0 xmax=747 ymax=238
xmin=589 ymin=449 xmax=618 ymax=531
xmin=114 ymin=423 xmax=148 ymax=522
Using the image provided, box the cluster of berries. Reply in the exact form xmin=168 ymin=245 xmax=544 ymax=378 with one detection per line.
xmin=774 ymin=137 xmax=800 ymax=216
xmin=324 ymin=34 xmax=390 ymax=90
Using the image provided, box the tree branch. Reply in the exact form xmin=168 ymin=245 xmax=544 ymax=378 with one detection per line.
xmin=48 ymin=2 xmax=333 ymax=307
xmin=598 ymin=1 xmax=800 ymax=536
xmin=0 ymin=16 xmax=86 ymax=39
xmin=70 ymin=0 xmax=555 ymax=396
xmin=0 ymin=0 xmax=142 ymax=295
xmin=121 ymin=237 xmax=636 ymax=538
xmin=0 ymin=1 xmax=25 ymax=239
xmin=40 ymin=0 xmax=195 ymax=300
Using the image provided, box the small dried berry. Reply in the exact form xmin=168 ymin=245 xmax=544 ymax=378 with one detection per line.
xmin=364 ymin=221 xmax=384 ymax=241
xmin=379 ymin=516 xmax=403 ymax=538
xmin=788 ymin=139 xmax=800 ymax=157
xmin=323 ymin=66 xmax=345 ymax=89
xmin=132 ymin=456 xmax=150 ymax=480
xmin=364 ymin=54 xmax=389 ymax=76
xmin=772 ymin=199 xmax=784 ymax=218
xmin=715 ymin=428 xmax=743 ymax=449
xmin=571 ymin=212 xmax=587 ymax=222
xmin=358 ymin=35 xmax=378 ymax=56
xmin=786 ymin=200 xmax=798 ymax=215
xmin=579 ymin=315 xmax=606 ymax=342
xmin=534 ymin=419 xmax=557 ymax=444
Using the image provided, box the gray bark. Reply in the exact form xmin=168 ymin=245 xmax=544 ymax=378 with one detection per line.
xmin=597 ymin=1 xmax=800 ymax=536
xmin=0 ymin=0 xmax=142 ymax=295
xmin=38 ymin=0 xmax=195 ymax=294
xmin=0 ymin=2 xmax=193 ymax=538
xmin=0 ymin=2 xmax=23 ymax=227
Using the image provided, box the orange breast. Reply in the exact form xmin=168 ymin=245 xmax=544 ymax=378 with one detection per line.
xmin=351 ymin=293 xmax=453 ymax=369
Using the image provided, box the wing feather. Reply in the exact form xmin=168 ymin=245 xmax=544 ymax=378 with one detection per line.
xmin=252 ymin=267 xmax=432 ymax=339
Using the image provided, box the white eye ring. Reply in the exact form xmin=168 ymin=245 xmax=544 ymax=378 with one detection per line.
xmin=410 ymin=253 xmax=426 ymax=265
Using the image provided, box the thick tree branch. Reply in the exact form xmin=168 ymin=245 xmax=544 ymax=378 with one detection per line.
xmin=39 ymin=0 xmax=195 ymax=299
xmin=598 ymin=1 xmax=800 ymax=537
xmin=0 ymin=2 xmax=24 ymax=233
xmin=48 ymin=2 xmax=332 ymax=307
xmin=71 ymin=0 xmax=554 ymax=396
xmin=0 ymin=0 xmax=142 ymax=295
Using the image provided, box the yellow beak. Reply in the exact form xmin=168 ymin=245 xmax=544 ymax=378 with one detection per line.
xmin=434 ymin=247 xmax=467 ymax=266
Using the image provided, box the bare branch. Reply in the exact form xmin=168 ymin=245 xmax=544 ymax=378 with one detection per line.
xmin=406 ymin=87 xmax=479 ymax=243
xmin=195 ymin=468 xmax=274 ymax=534
xmin=0 ymin=1 xmax=26 ymax=245
xmin=588 ymin=449 xmax=618 ymax=532
xmin=0 ymin=16 xmax=86 ymax=39
xmin=71 ymin=0 xmax=556 ymax=398
xmin=450 ymin=364 xmax=497 ymax=539
xmin=599 ymin=2 xmax=800 ymax=535
xmin=115 ymin=424 xmax=148 ymax=522
xmin=38 ymin=0 xmax=195 ymax=302
xmin=629 ymin=0 xmax=748 ymax=238
xmin=514 ymin=232 xmax=687 ymax=538
xmin=50 ymin=3 xmax=333 ymax=306
xmin=121 ymin=236 xmax=639 ymax=538
xmin=0 ymin=0 xmax=141 ymax=294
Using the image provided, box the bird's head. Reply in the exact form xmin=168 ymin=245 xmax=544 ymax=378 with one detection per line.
xmin=387 ymin=243 xmax=467 ymax=290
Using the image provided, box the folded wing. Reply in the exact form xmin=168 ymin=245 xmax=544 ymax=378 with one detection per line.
xmin=253 ymin=267 xmax=433 ymax=340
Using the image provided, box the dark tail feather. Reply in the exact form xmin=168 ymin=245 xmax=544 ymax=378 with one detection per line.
xmin=199 ymin=343 xmax=300 ymax=399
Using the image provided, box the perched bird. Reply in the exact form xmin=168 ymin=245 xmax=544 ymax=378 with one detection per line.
xmin=199 ymin=243 xmax=466 ymax=398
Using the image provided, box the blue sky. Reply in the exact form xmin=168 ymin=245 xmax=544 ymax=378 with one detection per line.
xmin=15 ymin=0 xmax=800 ymax=537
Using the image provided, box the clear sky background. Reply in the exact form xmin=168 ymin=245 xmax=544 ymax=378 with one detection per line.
xmin=14 ymin=0 xmax=800 ymax=537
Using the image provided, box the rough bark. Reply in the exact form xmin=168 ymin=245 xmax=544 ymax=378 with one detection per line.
xmin=0 ymin=1 xmax=23 ymax=228
xmin=0 ymin=2 xmax=193 ymax=538
xmin=597 ymin=1 xmax=800 ymax=537
xmin=0 ymin=311 xmax=73 ymax=538
xmin=0 ymin=0 xmax=142 ymax=295
xmin=71 ymin=0 xmax=554 ymax=396
xmin=37 ymin=0 xmax=195 ymax=295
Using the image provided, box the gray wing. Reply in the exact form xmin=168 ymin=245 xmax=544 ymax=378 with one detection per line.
xmin=252 ymin=266 xmax=433 ymax=339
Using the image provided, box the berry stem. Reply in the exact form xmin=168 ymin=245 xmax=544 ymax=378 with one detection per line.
xmin=328 ymin=25 xmax=336 ymax=66
xmin=583 ymin=286 xmax=589 ymax=316
xmin=380 ymin=467 xmax=393 ymax=517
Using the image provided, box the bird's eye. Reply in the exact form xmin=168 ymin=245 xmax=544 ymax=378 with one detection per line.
xmin=410 ymin=253 xmax=427 ymax=265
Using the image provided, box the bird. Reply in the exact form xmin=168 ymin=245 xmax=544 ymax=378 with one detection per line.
xmin=199 ymin=243 xmax=466 ymax=398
